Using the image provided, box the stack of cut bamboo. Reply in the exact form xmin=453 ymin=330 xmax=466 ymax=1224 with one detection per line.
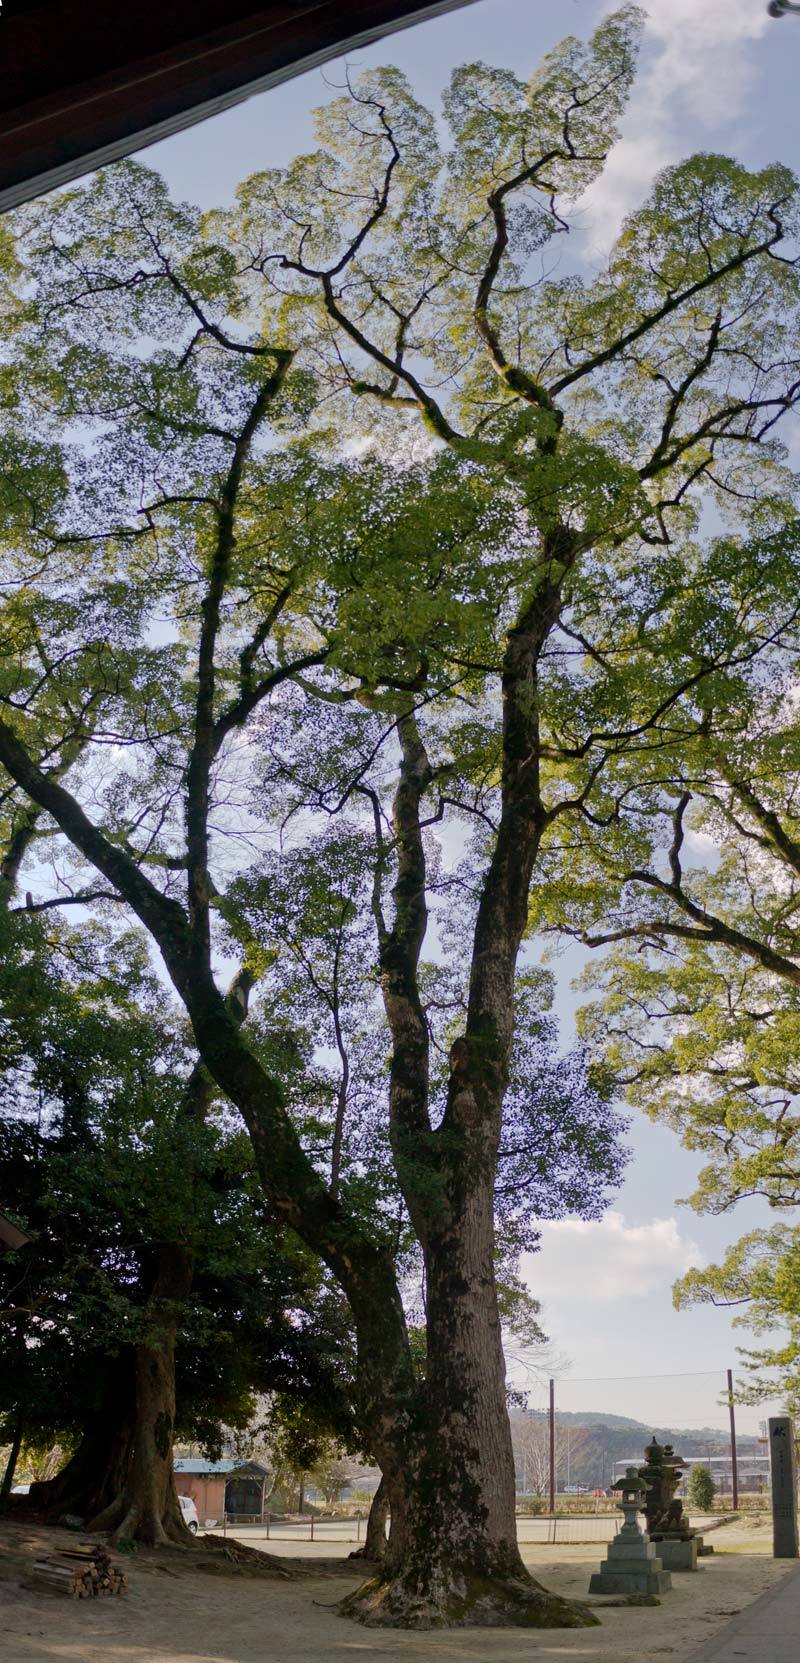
xmin=30 ymin=1542 xmax=129 ymax=1598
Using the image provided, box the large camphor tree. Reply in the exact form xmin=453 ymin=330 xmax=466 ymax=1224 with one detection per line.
xmin=3 ymin=4 xmax=800 ymax=1625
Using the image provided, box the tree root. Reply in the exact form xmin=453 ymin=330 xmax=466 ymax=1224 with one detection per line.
xmin=88 ymin=1492 xmax=193 ymax=1547
xmin=338 ymin=1566 xmax=599 ymax=1630
xmin=88 ymin=1494 xmax=127 ymax=1535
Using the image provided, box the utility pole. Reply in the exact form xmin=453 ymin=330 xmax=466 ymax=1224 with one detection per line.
xmin=549 ymin=1379 xmax=555 ymax=1515
xmin=727 ymin=1369 xmax=739 ymax=1510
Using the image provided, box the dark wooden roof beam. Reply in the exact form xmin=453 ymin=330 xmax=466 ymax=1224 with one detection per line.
xmin=0 ymin=1 xmax=475 ymax=213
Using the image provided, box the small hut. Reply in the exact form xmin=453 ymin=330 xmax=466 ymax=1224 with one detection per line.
xmin=173 ymin=1458 xmax=271 ymax=1525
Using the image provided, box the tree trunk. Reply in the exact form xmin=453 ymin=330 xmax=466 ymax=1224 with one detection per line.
xmin=89 ymin=1245 xmax=195 ymax=1546
xmin=349 ymin=1473 xmax=390 ymax=1561
xmin=343 ymin=1179 xmax=596 ymax=1629
xmin=86 ymin=1047 xmax=233 ymax=1547
xmin=29 ymin=1390 xmax=133 ymax=1523
xmin=0 ymin=1410 xmax=25 ymax=1506
xmin=29 ymin=1363 xmax=135 ymax=1521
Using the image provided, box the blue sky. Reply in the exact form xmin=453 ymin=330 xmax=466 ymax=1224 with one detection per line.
xmin=139 ymin=0 xmax=798 ymax=1432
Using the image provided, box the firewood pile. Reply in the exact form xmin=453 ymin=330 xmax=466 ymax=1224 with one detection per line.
xmin=30 ymin=1542 xmax=129 ymax=1598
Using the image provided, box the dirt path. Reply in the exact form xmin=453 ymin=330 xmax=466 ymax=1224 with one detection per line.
xmin=0 ymin=1520 xmax=791 ymax=1662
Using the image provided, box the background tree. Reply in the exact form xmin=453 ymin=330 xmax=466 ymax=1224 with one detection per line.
xmin=511 ymin=1416 xmax=556 ymax=1499
xmin=0 ymin=908 xmax=344 ymax=1541
xmin=674 ymin=1228 xmax=800 ymax=1417
xmin=309 ymin=1450 xmax=354 ymax=1509
xmin=550 ymin=531 xmax=800 ymax=1410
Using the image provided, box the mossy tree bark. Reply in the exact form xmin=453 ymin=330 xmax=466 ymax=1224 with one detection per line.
xmin=339 ymin=637 xmax=596 ymax=1628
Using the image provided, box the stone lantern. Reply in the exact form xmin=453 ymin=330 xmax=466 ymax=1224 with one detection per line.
xmin=588 ymin=1467 xmax=672 ymax=1596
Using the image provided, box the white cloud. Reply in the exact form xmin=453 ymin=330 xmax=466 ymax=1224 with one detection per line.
xmin=576 ymin=130 xmax=671 ymax=255
xmin=641 ymin=0 xmax=768 ymax=118
xmin=577 ymin=0 xmax=770 ymax=251
xmin=522 ymin=1210 xmax=704 ymax=1301
xmin=683 ymin=826 xmax=719 ymax=859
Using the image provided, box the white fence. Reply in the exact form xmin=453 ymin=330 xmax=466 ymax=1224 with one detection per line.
xmin=208 ymin=1513 xmax=628 ymax=1546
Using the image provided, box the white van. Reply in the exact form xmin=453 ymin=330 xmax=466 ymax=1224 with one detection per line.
xmin=178 ymin=1494 xmax=199 ymax=1534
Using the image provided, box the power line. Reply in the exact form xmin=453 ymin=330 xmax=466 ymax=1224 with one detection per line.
xmin=555 ymin=1369 xmax=727 ymax=1384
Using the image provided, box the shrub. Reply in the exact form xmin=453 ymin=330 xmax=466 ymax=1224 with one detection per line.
xmin=687 ymin=1467 xmax=716 ymax=1510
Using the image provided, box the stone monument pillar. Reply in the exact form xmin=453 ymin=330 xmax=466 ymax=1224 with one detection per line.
xmin=589 ymin=1468 xmax=672 ymax=1596
xmin=768 ymin=1416 xmax=799 ymax=1559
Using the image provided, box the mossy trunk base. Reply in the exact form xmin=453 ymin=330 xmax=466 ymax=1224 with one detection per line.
xmin=88 ymin=1313 xmax=189 ymax=1547
xmin=338 ymin=1558 xmax=599 ymax=1630
xmin=89 ymin=1481 xmax=192 ymax=1547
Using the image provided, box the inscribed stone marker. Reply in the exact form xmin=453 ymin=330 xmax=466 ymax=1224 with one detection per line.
xmin=768 ymin=1416 xmax=798 ymax=1559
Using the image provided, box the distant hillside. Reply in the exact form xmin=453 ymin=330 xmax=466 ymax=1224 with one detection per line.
xmin=510 ymin=1408 xmax=761 ymax=1492
xmin=525 ymin=1410 xmax=649 ymax=1431
xmin=522 ymin=1408 xmax=754 ymax=1439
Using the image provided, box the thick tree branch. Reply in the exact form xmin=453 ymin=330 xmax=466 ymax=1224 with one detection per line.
xmin=185 ymin=355 xmax=293 ymax=963
xmin=581 ymin=866 xmax=800 ymax=989
xmin=475 ymin=150 xmax=564 ymax=414
xmin=10 ymin=888 xmax=120 ymax=914
xmin=379 ymin=712 xmax=434 ymax=1170
xmin=212 ymin=649 xmax=331 ymax=753
xmin=548 ymin=207 xmax=789 ymax=397
xmin=472 ymin=72 xmax=615 ymax=414
xmin=0 ymin=708 xmax=412 ymax=1399
xmin=445 ymin=533 xmax=575 ymax=1137
xmin=0 ymin=715 xmax=189 ymax=955
xmin=726 ymin=776 xmax=800 ymax=881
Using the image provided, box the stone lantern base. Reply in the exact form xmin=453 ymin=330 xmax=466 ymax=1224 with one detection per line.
xmin=651 ymin=1535 xmax=699 ymax=1572
xmin=589 ymin=1532 xmax=672 ymax=1596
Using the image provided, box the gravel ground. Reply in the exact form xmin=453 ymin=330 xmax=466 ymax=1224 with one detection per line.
xmin=0 ymin=1517 xmax=791 ymax=1663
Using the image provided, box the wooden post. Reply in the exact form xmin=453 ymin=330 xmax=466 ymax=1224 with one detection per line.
xmin=549 ymin=1378 xmax=556 ymax=1516
xmin=727 ymin=1368 xmax=739 ymax=1510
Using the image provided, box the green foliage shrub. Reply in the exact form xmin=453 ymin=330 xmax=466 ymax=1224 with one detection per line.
xmin=687 ymin=1466 xmax=716 ymax=1510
